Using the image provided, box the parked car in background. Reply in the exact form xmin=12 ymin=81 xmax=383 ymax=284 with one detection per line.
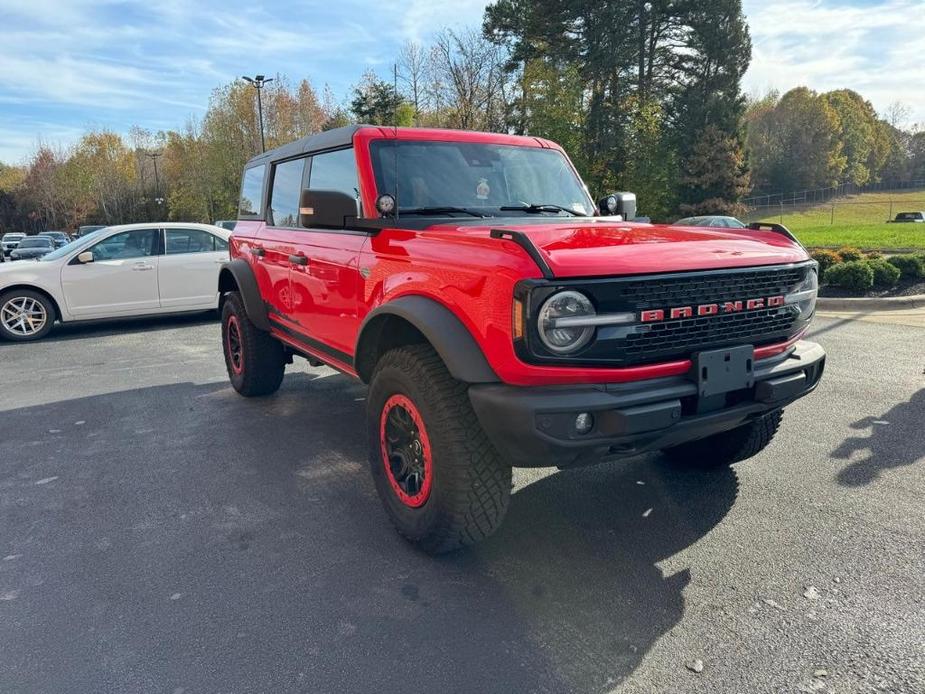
xmin=673 ymin=215 xmax=747 ymax=228
xmin=2 ymin=232 xmax=25 ymax=257
xmin=214 ymin=220 xmax=237 ymax=231
xmin=889 ymin=211 xmax=925 ymax=223
xmin=10 ymin=236 xmax=55 ymax=260
xmin=76 ymin=225 xmax=106 ymax=237
xmin=38 ymin=231 xmax=72 ymax=248
xmin=0 ymin=222 xmax=231 ymax=341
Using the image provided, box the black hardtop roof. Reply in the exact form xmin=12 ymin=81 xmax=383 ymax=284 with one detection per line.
xmin=244 ymin=125 xmax=367 ymax=169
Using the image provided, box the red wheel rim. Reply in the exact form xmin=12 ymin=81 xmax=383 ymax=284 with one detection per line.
xmin=379 ymin=394 xmax=433 ymax=508
xmin=226 ymin=314 xmax=244 ymax=375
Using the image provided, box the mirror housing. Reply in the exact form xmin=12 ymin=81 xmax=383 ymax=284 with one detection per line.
xmin=299 ymin=189 xmax=359 ymax=229
xmin=77 ymin=251 xmax=94 ymax=264
xmin=597 ymin=192 xmax=637 ymax=221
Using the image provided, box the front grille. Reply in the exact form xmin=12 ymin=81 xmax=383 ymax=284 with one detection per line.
xmin=520 ymin=262 xmax=813 ymax=367
xmin=623 ymin=306 xmax=799 ymax=362
xmin=620 ymin=266 xmax=806 ymax=309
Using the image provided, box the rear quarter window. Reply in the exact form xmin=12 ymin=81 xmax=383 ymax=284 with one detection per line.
xmin=239 ymin=165 xmax=266 ymax=217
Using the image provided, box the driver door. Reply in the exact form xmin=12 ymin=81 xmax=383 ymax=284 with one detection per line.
xmin=61 ymin=227 xmax=161 ymax=317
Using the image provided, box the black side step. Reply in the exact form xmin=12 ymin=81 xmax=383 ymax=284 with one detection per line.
xmin=490 ymin=228 xmax=554 ymax=280
xmin=747 ymin=222 xmax=803 ymax=247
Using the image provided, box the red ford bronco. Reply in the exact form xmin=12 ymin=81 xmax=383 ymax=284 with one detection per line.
xmin=219 ymin=125 xmax=825 ymax=553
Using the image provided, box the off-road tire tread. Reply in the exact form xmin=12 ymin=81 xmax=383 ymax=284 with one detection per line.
xmin=222 ymin=292 xmax=285 ymax=397
xmin=663 ymin=409 xmax=783 ymax=468
xmin=369 ymin=344 xmax=511 ymax=553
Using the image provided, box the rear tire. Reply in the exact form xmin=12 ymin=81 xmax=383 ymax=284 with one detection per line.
xmin=367 ymin=344 xmax=512 ymax=554
xmin=0 ymin=289 xmax=55 ymax=342
xmin=662 ymin=409 xmax=783 ymax=468
xmin=221 ymin=291 xmax=285 ymax=397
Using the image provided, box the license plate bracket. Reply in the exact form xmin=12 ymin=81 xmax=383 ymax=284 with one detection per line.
xmin=693 ymin=345 xmax=755 ymax=397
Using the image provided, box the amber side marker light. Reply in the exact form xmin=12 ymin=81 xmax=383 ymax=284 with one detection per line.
xmin=513 ymin=298 xmax=525 ymax=340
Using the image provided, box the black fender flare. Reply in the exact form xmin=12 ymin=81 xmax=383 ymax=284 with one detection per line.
xmin=218 ymin=259 xmax=271 ymax=332
xmin=355 ymin=296 xmax=499 ymax=384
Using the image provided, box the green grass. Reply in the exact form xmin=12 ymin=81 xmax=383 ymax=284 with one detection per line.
xmin=749 ymin=189 xmax=925 ymax=230
xmin=790 ymin=223 xmax=925 ymax=250
xmin=745 ymin=188 xmax=925 ymax=249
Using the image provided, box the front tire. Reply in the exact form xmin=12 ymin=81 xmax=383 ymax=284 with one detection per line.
xmin=662 ymin=409 xmax=783 ymax=468
xmin=221 ymin=291 xmax=285 ymax=397
xmin=367 ymin=344 xmax=512 ymax=554
xmin=0 ymin=289 xmax=55 ymax=342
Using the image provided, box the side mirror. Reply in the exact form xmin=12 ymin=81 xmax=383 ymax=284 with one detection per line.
xmin=299 ymin=189 xmax=359 ymax=229
xmin=77 ymin=251 xmax=94 ymax=264
xmin=597 ymin=192 xmax=637 ymax=221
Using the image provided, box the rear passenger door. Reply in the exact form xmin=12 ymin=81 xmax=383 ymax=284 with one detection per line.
xmin=286 ymin=148 xmax=368 ymax=364
xmin=261 ymin=156 xmax=309 ymax=329
xmin=157 ymin=227 xmax=229 ymax=309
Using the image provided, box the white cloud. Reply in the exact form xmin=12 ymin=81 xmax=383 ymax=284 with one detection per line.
xmin=743 ymin=0 xmax=925 ymax=126
xmin=0 ymin=0 xmax=921 ymax=164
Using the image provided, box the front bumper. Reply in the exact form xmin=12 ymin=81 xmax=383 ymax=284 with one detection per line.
xmin=469 ymin=340 xmax=825 ymax=468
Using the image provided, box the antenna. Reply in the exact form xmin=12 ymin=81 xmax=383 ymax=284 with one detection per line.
xmin=393 ymin=62 xmax=400 ymax=221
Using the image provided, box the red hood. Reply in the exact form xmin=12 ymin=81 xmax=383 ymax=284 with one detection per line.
xmin=430 ymin=221 xmax=807 ymax=278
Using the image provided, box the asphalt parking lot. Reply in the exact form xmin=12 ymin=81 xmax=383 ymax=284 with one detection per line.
xmin=1 ymin=313 xmax=923 ymax=693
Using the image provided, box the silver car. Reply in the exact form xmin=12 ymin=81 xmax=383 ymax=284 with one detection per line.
xmin=673 ymin=215 xmax=747 ymax=229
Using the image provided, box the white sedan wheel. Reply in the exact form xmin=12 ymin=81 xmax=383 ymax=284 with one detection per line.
xmin=0 ymin=294 xmax=52 ymax=339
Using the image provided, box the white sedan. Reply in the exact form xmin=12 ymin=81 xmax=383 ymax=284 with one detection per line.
xmin=0 ymin=222 xmax=231 ymax=341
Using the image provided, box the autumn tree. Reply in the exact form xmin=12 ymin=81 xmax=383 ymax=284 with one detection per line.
xmin=746 ymin=87 xmax=846 ymax=192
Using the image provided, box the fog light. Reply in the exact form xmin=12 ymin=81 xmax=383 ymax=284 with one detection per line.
xmin=575 ymin=412 xmax=594 ymax=435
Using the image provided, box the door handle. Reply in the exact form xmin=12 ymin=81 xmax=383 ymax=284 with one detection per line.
xmin=132 ymin=262 xmax=154 ymax=271
xmin=288 ymin=254 xmax=309 ymax=266
xmin=250 ymin=247 xmax=265 ymax=257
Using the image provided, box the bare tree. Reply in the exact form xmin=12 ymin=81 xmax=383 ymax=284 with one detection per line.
xmin=431 ymin=28 xmax=509 ymax=131
xmin=398 ymin=40 xmax=430 ymax=121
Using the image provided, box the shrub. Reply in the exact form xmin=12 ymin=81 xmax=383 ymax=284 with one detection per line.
xmin=811 ymin=249 xmax=842 ymax=274
xmin=837 ymin=246 xmax=864 ymax=262
xmin=865 ymin=250 xmax=883 ymax=260
xmin=867 ymin=258 xmax=901 ymax=287
xmin=823 ymin=260 xmax=874 ymax=292
xmin=886 ymin=254 xmax=925 ymax=279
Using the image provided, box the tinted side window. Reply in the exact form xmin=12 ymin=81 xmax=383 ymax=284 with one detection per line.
xmin=166 ymin=229 xmax=219 ymax=255
xmin=239 ymin=165 xmax=265 ymax=217
xmin=90 ymin=229 xmax=158 ymax=261
xmin=269 ymin=158 xmax=306 ymax=227
xmin=310 ymin=148 xmax=359 ymax=200
xmin=214 ymin=236 xmax=229 ymax=251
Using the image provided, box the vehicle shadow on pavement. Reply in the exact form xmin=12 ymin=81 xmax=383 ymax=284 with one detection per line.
xmin=831 ymin=387 xmax=925 ymax=487
xmin=36 ymin=312 xmax=217 ymax=343
xmin=0 ymin=373 xmax=737 ymax=694
xmin=457 ymin=457 xmax=739 ymax=692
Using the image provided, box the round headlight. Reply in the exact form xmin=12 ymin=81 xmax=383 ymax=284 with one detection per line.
xmin=789 ymin=268 xmax=818 ymax=318
xmin=538 ymin=290 xmax=595 ymax=354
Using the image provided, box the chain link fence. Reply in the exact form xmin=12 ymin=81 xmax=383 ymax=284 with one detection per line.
xmin=743 ymin=180 xmax=925 ymax=226
xmin=743 ymin=179 xmax=925 ymax=211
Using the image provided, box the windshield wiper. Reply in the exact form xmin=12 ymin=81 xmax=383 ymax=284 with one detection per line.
xmin=400 ymin=206 xmax=488 ymax=218
xmin=500 ymin=203 xmax=587 ymax=217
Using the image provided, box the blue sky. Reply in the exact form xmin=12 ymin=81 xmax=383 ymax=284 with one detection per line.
xmin=0 ymin=0 xmax=923 ymax=163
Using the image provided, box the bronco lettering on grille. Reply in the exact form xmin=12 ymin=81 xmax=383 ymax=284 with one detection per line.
xmin=640 ymin=295 xmax=786 ymax=323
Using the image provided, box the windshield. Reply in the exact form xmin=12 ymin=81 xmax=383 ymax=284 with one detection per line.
xmin=40 ymin=226 xmax=109 ymax=261
xmin=19 ymin=238 xmax=52 ymax=248
xmin=370 ymin=141 xmax=594 ymax=217
xmin=3 ymin=233 xmax=24 ymax=240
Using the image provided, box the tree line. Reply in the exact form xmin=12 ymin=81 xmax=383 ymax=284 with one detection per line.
xmin=1 ymin=0 xmax=924 ymax=233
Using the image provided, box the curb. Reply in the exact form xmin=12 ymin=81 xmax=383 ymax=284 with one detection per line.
xmin=817 ymin=294 xmax=925 ymax=311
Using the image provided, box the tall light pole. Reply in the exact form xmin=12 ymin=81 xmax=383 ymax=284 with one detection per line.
xmin=242 ymin=74 xmax=273 ymax=153
xmin=145 ymin=151 xmax=163 ymax=216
